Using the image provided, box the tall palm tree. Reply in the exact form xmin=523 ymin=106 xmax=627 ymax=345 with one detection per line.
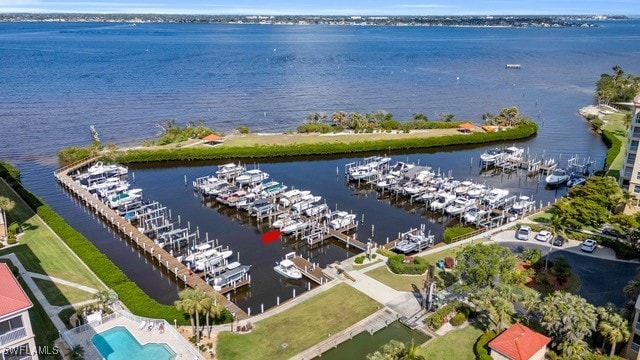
xmin=201 ymin=294 xmax=221 ymax=339
xmin=598 ymin=311 xmax=630 ymax=356
xmin=174 ymin=289 xmax=197 ymax=334
xmin=0 ymin=196 xmax=15 ymax=236
xmin=190 ymin=290 xmax=208 ymax=345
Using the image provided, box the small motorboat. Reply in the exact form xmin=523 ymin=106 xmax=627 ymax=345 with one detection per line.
xmin=274 ymin=259 xmax=302 ymax=280
xmin=545 ymin=169 xmax=570 ymax=186
xmin=480 ymin=148 xmax=502 ymax=165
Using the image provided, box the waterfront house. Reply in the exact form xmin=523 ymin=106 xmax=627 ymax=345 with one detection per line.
xmin=0 ymin=263 xmax=38 ymax=360
xmin=488 ymin=323 xmax=550 ymax=360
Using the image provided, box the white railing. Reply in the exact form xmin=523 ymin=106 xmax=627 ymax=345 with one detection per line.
xmin=0 ymin=327 xmax=27 ymax=346
xmin=61 ymin=310 xmax=202 ymax=359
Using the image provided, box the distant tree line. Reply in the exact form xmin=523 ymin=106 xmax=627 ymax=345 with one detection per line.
xmin=596 ymin=66 xmax=640 ymax=105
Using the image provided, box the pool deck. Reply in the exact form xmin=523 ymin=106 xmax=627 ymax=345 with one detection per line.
xmin=65 ymin=311 xmax=200 ymax=359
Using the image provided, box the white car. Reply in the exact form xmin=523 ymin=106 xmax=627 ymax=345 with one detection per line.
xmin=535 ymin=230 xmax=552 ymax=242
xmin=516 ymin=226 xmax=531 ymax=240
xmin=580 ymin=239 xmax=597 ymax=253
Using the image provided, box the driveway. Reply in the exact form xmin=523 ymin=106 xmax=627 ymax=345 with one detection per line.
xmin=494 ymin=230 xmax=639 ymax=307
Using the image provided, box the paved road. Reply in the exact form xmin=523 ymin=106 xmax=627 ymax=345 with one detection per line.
xmin=495 ymin=231 xmax=639 ymax=307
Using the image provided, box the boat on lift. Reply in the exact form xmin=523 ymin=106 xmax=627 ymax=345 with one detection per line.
xmin=545 ymin=169 xmax=570 ymax=186
xmin=212 ymin=262 xmax=252 ymax=291
xmin=273 ymin=259 xmax=302 ymax=280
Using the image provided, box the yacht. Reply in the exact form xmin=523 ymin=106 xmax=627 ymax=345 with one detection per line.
xmin=483 ymin=188 xmax=510 ymax=207
xmin=251 ymin=199 xmax=275 ymax=216
xmin=445 ymin=197 xmax=475 ymax=215
xmin=216 ymin=163 xmax=245 ymax=180
xmin=511 ymin=195 xmax=535 ymax=213
xmin=291 ymin=195 xmax=322 ymax=213
xmin=463 ymin=207 xmax=489 ymax=223
xmin=272 ymin=214 xmax=293 ymax=230
xmin=236 ymin=169 xmax=269 ymax=186
xmin=394 ymin=231 xmax=434 ymax=254
xmin=503 ymin=146 xmax=524 ymax=161
xmin=281 ymin=218 xmax=310 ymax=235
xmin=106 ymin=189 xmax=142 ymax=209
xmin=545 ymin=169 xmax=570 ymax=186
xmin=273 ymin=259 xmax=302 ymax=280
xmin=260 ymin=182 xmax=288 ymax=197
xmin=480 ymin=148 xmax=503 ymax=165
xmin=305 ymin=203 xmax=329 ymax=217
xmin=212 ymin=262 xmax=252 ymax=291
xmin=327 ymin=211 xmax=357 ymax=230
xmin=279 ymin=189 xmax=311 ymax=207
xmin=203 ymin=182 xmax=231 ymax=197
xmin=430 ymin=193 xmax=456 ymax=211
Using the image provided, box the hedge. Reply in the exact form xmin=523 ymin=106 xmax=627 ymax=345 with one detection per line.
xmin=425 ymin=301 xmax=460 ymax=330
xmin=442 ymin=226 xmax=476 ymax=244
xmin=387 ymin=254 xmax=428 ymax=275
xmin=450 ymin=312 xmax=466 ymax=326
xmin=474 ymin=330 xmax=497 ymax=360
xmin=0 ymin=161 xmax=192 ymax=324
xmin=601 ymin=129 xmax=622 ymax=170
xmin=106 ymin=123 xmax=538 ymax=164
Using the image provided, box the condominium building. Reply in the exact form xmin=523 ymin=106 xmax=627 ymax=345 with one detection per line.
xmin=0 ymin=263 xmax=38 ymax=360
xmin=619 ymin=94 xmax=640 ymax=205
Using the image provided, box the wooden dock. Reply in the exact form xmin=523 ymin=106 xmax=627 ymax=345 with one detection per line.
xmin=290 ymin=256 xmax=332 ymax=285
xmin=324 ymin=224 xmax=365 ymax=251
xmin=54 ymin=159 xmax=248 ymax=320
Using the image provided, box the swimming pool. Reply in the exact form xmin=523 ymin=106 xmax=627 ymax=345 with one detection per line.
xmin=92 ymin=326 xmax=176 ymax=360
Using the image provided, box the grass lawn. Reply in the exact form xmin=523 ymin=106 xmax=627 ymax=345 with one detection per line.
xmin=366 ymin=241 xmax=488 ymax=292
xmin=33 ymin=277 xmax=95 ymax=307
xmin=217 ymin=284 xmax=380 ymax=360
xmin=417 ymin=325 xmax=484 ymax=360
xmin=601 ymin=111 xmax=629 ymax=172
xmin=0 ymin=179 xmax=105 ymax=291
xmin=353 ymin=259 xmax=382 ymax=271
xmin=529 ymin=208 xmax=556 ymax=224
xmin=220 ymin=129 xmax=461 ymax=147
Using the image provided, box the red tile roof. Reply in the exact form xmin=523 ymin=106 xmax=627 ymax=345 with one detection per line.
xmin=203 ymin=133 xmax=223 ymax=142
xmin=0 ymin=263 xmax=32 ymax=318
xmin=489 ymin=323 xmax=551 ymax=360
xmin=458 ymin=122 xmax=477 ymax=130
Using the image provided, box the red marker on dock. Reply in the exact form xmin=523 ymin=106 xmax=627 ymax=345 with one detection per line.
xmin=262 ymin=229 xmax=282 ymax=244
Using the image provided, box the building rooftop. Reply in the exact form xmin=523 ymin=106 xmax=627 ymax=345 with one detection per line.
xmin=0 ymin=263 xmax=33 ymax=318
xmin=489 ymin=323 xmax=551 ymax=360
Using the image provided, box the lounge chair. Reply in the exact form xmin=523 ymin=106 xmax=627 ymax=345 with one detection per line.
xmin=138 ymin=320 xmax=146 ymax=330
xmin=158 ymin=323 xmax=165 ymax=334
xmin=147 ymin=322 xmax=154 ymax=331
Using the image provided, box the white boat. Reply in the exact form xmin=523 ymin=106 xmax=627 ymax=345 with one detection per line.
xmin=545 ymin=169 xmax=570 ymax=186
xmin=291 ymin=195 xmax=322 ymax=213
xmin=403 ymin=182 xmax=426 ymax=195
xmin=203 ymin=182 xmax=231 ymax=196
xmin=281 ymin=219 xmax=310 ymax=235
xmin=454 ymin=181 xmax=474 ymax=196
xmin=430 ymin=193 xmax=456 ymax=211
xmin=445 ymin=197 xmax=475 ymax=215
xmin=376 ymin=174 xmax=399 ymax=189
xmin=389 ymin=161 xmax=415 ymax=176
xmin=511 ymin=195 xmax=534 ymax=213
xmin=394 ymin=231 xmax=434 ymax=254
xmin=236 ymin=169 xmax=270 ymax=186
xmin=348 ymin=156 xmax=391 ymax=180
xmin=216 ymin=163 xmax=245 ymax=179
xmin=212 ymin=262 xmax=252 ymax=291
xmin=463 ymin=207 xmax=488 ymax=223
xmin=567 ymin=176 xmax=586 ymax=187
xmin=480 ymin=148 xmax=502 ymax=164
xmin=327 ymin=211 xmax=357 ymax=230
xmin=272 ymin=214 xmax=293 ymax=230
xmin=467 ymin=184 xmax=487 ymax=198
xmin=305 ymin=203 xmax=329 ymax=217
xmin=279 ymin=189 xmax=311 ymax=207
xmin=483 ymin=188 xmax=510 ymax=207
xmin=274 ymin=259 xmax=302 ymax=280
xmin=86 ymin=178 xmax=128 ymax=194
xmin=503 ymin=146 xmax=524 ymax=160
xmin=106 ymin=189 xmax=142 ymax=209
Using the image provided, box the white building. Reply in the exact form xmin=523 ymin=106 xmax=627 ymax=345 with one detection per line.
xmin=0 ymin=263 xmax=38 ymax=360
xmin=619 ymin=94 xmax=640 ymax=204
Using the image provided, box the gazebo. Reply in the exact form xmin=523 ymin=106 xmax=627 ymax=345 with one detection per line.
xmin=458 ymin=122 xmax=477 ymax=133
xmin=202 ymin=133 xmax=224 ymax=145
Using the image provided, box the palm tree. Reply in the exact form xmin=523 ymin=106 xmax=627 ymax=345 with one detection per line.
xmin=619 ymin=189 xmax=635 ymax=211
xmin=92 ymin=289 xmax=117 ymax=307
xmin=0 ymin=196 xmax=15 ymax=237
xmin=70 ymin=345 xmax=85 ymax=360
xmin=174 ymin=289 xmax=197 ymax=334
xmin=598 ymin=311 xmax=630 ymax=356
xmin=190 ymin=290 xmax=208 ymax=345
xmin=470 ymin=287 xmax=514 ymax=332
xmin=201 ymin=294 xmax=221 ymax=339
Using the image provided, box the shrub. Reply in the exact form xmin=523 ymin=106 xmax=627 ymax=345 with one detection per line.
xmin=7 ymin=223 xmax=19 ymax=236
xmin=551 ymin=255 xmax=571 ymax=284
xmin=522 ymin=248 xmax=542 ymax=265
xmin=376 ymin=247 xmax=396 ymax=258
xmin=371 ymin=253 xmax=377 ymax=259
xmin=474 ymin=330 xmax=497 ymax=360
xmin=426 ymin=301 xmax=459 ymax=330
xmin=296 ymin=123 xmax=336 ymax=134
xmin=387 ymin=254 xmax=428 ymax=275
xmin=57 ymin=146 xmax=94 ymax=164
xmin=601 ymin=130 xmax=622 ymax=170
xmin=442 ymin=226 xmax=476 ymax=244
xmin=235 ymin=125 xmax=250 ymax=134
xmin=109 ymin=123 xmax=538 ymax=163
xmin=450 ymin=312 xmax=466 ymax=326
xmin=599 ymin=236 xmax=640 ymax=260
xmin=7 ymin=237 xmax=17 ymax=245
xmin=354 ymin=256 xmax=365 ymax=264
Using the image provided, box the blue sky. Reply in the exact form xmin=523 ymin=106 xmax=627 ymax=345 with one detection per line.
xmin=1 ymin=0 xmax=638 ymax=15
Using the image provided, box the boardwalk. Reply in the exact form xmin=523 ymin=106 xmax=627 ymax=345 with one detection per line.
xmin=325 ymin=224 xmax=366 ymax=251
xmin=54 ymin=159 xmax=248 ymax=319
xmin=290 ymin=256 xmax=332 ymax=285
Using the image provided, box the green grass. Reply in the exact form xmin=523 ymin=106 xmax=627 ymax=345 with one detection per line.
xmin=529 ymin=208 xmax=556 ymax=224
xmin=0 ymin=180 xmax=105 ymax=290
xmin=365 ymin=266 xmax=425 ymax=292
xmin=217 ymin=284 xmax=380 ymax=360
xmin=417 ymin=325 xmax=484 ymax=360
xmin=33 ymin=278 xmax=95 ymax=307
xmin=600 ymin=111 xmax=629 ymax=174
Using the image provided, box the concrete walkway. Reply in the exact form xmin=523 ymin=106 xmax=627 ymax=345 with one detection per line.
xmin=0 ymin=253 xmax=99 ymax=332
xmin=28 ymin=272 xmax=99 ymax=294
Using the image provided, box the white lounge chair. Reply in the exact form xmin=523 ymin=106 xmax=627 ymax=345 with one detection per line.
xmin=137 ymin=320 xmax=146 ymax=330
xmin=147 ymin=322 xmax=154 ymax=331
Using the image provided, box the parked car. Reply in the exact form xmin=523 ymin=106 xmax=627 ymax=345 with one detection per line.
xmin=600 ymin=224 xmax=622 ymax=237
xmin=535 ymin=230 xmax=552 ymax=242
xmin=553 ymin=235 xmax=565 ymax=247
xmin=580 ymin=239 xmax=597 ymax=253
xmin=516 ymin=226 xmax=531 ymax=240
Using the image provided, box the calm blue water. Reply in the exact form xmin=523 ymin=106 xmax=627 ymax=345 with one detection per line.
xmin=1 ymin=21 xmax=639 ymax=306
xmin=92 ymin=326 xmax=176 ymax=360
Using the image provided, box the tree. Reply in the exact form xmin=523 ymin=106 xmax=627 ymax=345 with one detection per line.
xmin=70 ymin=345 xmax=85 ymax=360
xmin=470 ymin=286 xmax=515 ymax=332
xmin=412 ymin=113 xmax=429 ymax=122
xmin=201 ymin=294 xmax=223 ymax=338
xmin=438 ymin=112 xmax=455 ymax=122
xmin=0 ymin=196 xmax=15 ymax=239
xmin=347 ymin=112 xmax=366 ymax=130
xmin=624 ymin=269 xmax=640 ymax=302
xmin=597 ymin=307 xmax=630 ymax=356
xmin=550 ymin=255 xmax=571 ymax=284
xmin=331 ymin=111 xmax=348 ymax=126
xmin=93 ymin=289 xmax=117 ymax=307
xmin=174 ymin=289 xmax=197 ymax=335
xmin=522 ymin=248 xmax=542 ymax=265
xmin=455 ymin=243 xmax=518 ymax=289
xmin=366 ymin=340 xmax=425 ymax=360
xmin=537 ymin=292 xmax=597 ymax=357
xmin=305 ymin=112 xmax=327 ymax=124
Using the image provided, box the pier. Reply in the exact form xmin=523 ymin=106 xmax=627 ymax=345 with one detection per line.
xmin=289 ymin=255 xmax=332 ymax=285
xmin=54 ymin=159 xmax=249 ymax=319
